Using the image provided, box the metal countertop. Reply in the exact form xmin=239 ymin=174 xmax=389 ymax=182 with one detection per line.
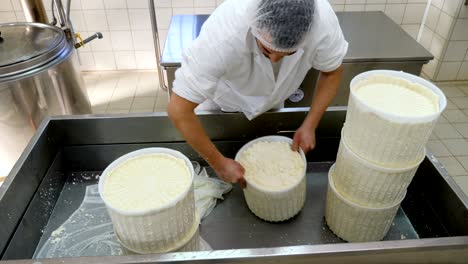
xmin=160 ymin=12 xmax=433 ymax=67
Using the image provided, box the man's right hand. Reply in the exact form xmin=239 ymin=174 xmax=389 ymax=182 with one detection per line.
xmin=168 ymin=94 xmax=246 ymax=188
xmin=212 ymin=157 xmax=247 ymax=188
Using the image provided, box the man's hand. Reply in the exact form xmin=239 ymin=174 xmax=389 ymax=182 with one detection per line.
xmin=212 ymin=157 xmax=247 ymax=188
xmin=292 ymin=125 xmax=316 ymax=154
xmin=168 ymin=94 xmax=247 ymax=187
xmin=292 ymin=66 xmax=342 ymax=154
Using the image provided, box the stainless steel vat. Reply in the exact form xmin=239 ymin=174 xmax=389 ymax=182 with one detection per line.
xmin=0 ymin=22 xmax=91 ymax=176
xmin=0 ymin=109 xmax=467 ymax=263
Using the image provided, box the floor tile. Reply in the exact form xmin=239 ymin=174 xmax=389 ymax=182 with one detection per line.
xmin=453 ymin=176 xmax=468 ymax=196
xmin=154 ymin=107 xmax=167 ymax=112
xmin=90 ymin=89 xmax=113 ymax=107
xmin=426 ymin=140 xmax=452 ymax=157
xmin=433 ymin=123 xmax=463 ymax=139
xmin=112 ymin=87 xmax=136 ymax=99
xmin=450 ymin=97 xmax=468 ymax=109
xmin=437 ymin=115 xmax=449 ymax=124
xmin=441 ymin=139 xmax=468 ymax=156
xmin=138 ymin=72 xmax=159 ymax=85
xmin=83 ymin=76 xmax=99 ymax=91
xmin=95 ymin=77 xmax=119 ymax=92
xmin=132 ymin=97 xmax=156 ymax=109
xmin=156 ymin=89 xmax=170 ymax=108
xmin=107 ymin=97 xmax=133 ymax=110
xmin=92 ymin=106 xmax=107 ymax=114
xmin=118 ymin=73 xmax=139 ymax=84
xmin=82 ymin=74 xmax=100 ymax=86
xmin=453 ymin=123 xmax=468 ymax=138
xmin=458 ymin=85 xmax=468 ymax=96
xmin=86 ymin=88 xmax=95 ymax=98
xmin=456 ymin=156 xmax=468 ymax=171
xmin=445 ymin=98 xmax=459 ymax=110
xmin=135 ymin=84 xmax=158 ymax=97
xmin=437 ymin=157 xmax=467 ymax=176
xmin=442 ymin=109 xmax=468 ymax=123
xmin=105 ymin=109 xmax=130 ymax=114
xmin=130 ymin=108 xmax=154 ymax=113
xmin=440 ymin=85 xmax=465 ymax=97
xmin=116 ymin=79 xmax=138 ymax=94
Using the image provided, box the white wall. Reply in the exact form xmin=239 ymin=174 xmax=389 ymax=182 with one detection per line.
xmin=421 ymin=0 xmax=467 ymax=81
xmin=437 ymin=1 xmax=468 ymax=81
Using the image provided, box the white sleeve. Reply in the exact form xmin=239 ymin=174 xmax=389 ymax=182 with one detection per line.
xmin=172 ymin=38 xmax=227 ymax=104
xmin=311 ymin=13 xmax=349 ymax=73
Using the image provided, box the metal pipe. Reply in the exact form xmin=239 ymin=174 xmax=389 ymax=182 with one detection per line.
xmin=417 ymin=0 xmax=432 ymax=42
xmin=75 ymin=32 xmax=103 ymax=49
xmin=20 ymin=0 xmax=48 ymax=23
xmin=66 ymin=0 xmax=71 ymax=23
xmin=53 ymin=0 xmax=67 ymax=27
xmin=148 ymin=0 xmax=168 ymax=91
xmin=51 ymin=0 xmax=74 ymax=40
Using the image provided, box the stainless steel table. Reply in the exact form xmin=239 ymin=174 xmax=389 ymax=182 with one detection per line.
xmin=160 ymin=12 xmax=433 ymax=106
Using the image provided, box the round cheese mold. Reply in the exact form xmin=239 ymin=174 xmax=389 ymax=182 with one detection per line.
xmin=98 ymin=148 xmax=196 ymax=254
xmin=344 ymin=70 xmax=446 ymax=167
xmin=325 ymin=164 xmax=404 ymax=242
xmin=235 ymin=136 xmax=307 ymax=222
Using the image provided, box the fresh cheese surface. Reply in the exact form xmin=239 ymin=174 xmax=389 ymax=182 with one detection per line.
xmin=354 ymin=75 xmax=439 ymax=117
xmin=103 ymin=153 xmax=191 ymax=211
xmin=239 ymin=141 xmax=304 ymax=191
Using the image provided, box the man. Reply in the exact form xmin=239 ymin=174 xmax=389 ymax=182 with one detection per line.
xmin=168 ymin=0 xmax=348 ymax=187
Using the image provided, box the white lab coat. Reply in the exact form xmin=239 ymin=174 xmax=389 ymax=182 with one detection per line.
xmin=173 ymin=0 xmax=348 ymax=120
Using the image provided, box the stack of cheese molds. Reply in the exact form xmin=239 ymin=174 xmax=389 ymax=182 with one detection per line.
xmin=98 ymin=148 xmax=199 ymax=254
xmin=325 ymin=70 xmax=447 ymax=242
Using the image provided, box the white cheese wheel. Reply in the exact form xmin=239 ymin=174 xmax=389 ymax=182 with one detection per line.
xmin=103 ymin=153 xmax=191 ymax=211
xmin=354 ymin=75 xmax=439 ymax=117
xmin=239 ymin=141 xmax=304 ymax=192
xmin=345 ymin=74 xmax=442 ymax=167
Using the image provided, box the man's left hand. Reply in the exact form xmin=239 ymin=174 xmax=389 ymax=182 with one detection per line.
xmin=292 ymin=125 xmax=316 ymax=154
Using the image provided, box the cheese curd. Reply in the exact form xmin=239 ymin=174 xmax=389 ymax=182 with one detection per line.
xmin=239 ymin=141 xmax=304 ymax=191
xmin=354 ymin=75 xmax=439 ymax=117
xmin=103 ymin=153 xmax=191 ymax=211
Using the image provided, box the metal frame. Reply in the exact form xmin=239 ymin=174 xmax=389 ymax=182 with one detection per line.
xmin=4 ymin=237 xmax=468 ymax=264
xmin=148 ymin=0 xmax=167 ymax=92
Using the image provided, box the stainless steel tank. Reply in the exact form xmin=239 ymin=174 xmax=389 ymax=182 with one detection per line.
xmin=0 ymin=22 xmax=91 ymax=177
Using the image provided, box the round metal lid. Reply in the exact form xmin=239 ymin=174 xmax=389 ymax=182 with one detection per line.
xmin=0 ymin=22 xmax=68 ymax=77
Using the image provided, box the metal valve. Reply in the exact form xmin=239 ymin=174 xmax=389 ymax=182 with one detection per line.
xmin=74 ymin=32 xmax=103 ymax=49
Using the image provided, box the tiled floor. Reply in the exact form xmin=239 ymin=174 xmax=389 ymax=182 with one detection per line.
xmin=83 ymin=71 xmax=169 ymax=114
xmin=83 ymin=71 xmax=468 ymax=198
xmin=428 ymin=81 xmax=468 ymax=197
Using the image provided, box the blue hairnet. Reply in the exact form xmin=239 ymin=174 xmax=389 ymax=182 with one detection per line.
xmin=251 ymin=0 xmax=315 ymax=53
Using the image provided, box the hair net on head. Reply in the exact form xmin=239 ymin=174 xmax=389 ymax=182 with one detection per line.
xmin=251 ymin=0 xmax=315 ymax=53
